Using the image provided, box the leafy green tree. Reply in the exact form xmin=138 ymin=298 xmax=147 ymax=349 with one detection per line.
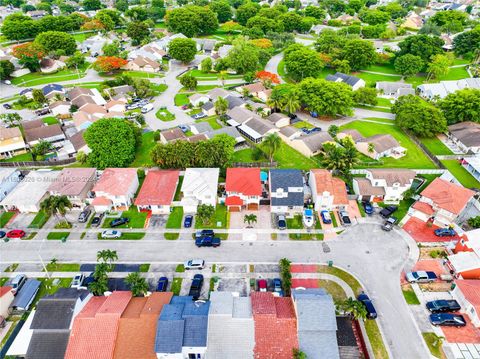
xmin=340 ymin=39 xmax=376 ymax=71
xmin=40 ymin=195 xmax=73 ymax=224
xmin=115 ymin=0 xmax=128 ymax=12
xmin=168 ymin=38 xmax=197 ymax=63
xmin=394 ymin=54 xmax=424 ymax=77
xmin=35 ymin=31 xmax=77 ymax=55
xmin=453 ymin=28 xmax=480 ymax=57
xmin=1 ymin=14 xmax=39 ymax=41
xmin=331 ymin=59 xmax=351 ymax=74
xmin=32 ymin=89 xmax=46 ymax=103
xmin=214 ymin=96 xmax=228 ymax=115
xmin=66 ymin=52 xmax=86 ymax=69
xmin=82 ymin=0 xmax=102 ymax=11
xmin=197 ymin=204 xmax=215 ymax=225
xmin=236 ymin=1 xmax=260 ymax=25
xmin=84 ymin=118 xmax=139 ymax=168
xmin=284 ymin=44 xmax=323 ymax=82
xmin=293 ymin=348 xmax=307 ymax=359
xmin=102 ymin=41 xmax=121 ymax=57
xmin=353 ymin=87 xmax=378 ymax=106
xmin=338 ymin=297 xmax=368 ymax=320
xmin=358 ymin=8 xmax=390 ymax=25
xmin=439 ymin=89 xmax=480 ymax=125
xmin=125 ymin=272 xmax=149 ymax=296
xmin=0 ymin=113 xmax=21 ymax=127
xmin=0 ymin=60 xmax=14 ymax=80
xmin=209 ymin=0 xmax=233 ymax=23
xmin=262 ymin=133 xmax=281 ymax=165
xmin=201 ymin=57 xmax=212 ymax=72
xmin=397 ymin=34 xmax=444 ymax=64
xmin=31 ymin=140 xmax=52 ymax=161
xmin=279 ymin=258 xmax=292 ymax=295
xmin=126 ymin=7 xmax=149 ymax=21
xmin=392 ymin=95 xmax=447 ymax=137
xmin=305 ymin=5 xmax=325 ymax=20
xmin=427 ymin=54 xmax=452 ymax=80
xmin=283 ymin=90 xmax=301 ymax=115
xmin=328 ymin=124 xmax=339 ymax=138
xmin=94 ymin=12 xmax=115 ymax=31
xmin=166 ymin=5 xmax=218 ymax=37
xmin=322 ymin=143 xmax=347 ymax=175
xmin=127 ymin=21 xmax=150 ymax=45
xmin=225 ymin=37 xmax=260 ymax=74
xmin=468 ymin=216 xmax=480 ymax=228
xmin=314 ymin=29 xmax=345 ymax=54
xmin=179 ymin=73 xmax=198 ymax=90
xmin=429 ymin=10 xmax=467 ymax=33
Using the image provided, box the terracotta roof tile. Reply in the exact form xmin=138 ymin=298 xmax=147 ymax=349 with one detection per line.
xmin=311 ymin=169 xmax=348 ymax=205
xmin=134 ymin=170 xmax=179 ymax=207
xmin=0 ymin=286 xmax=12 ymax=297
xmin=421 ymin=178 xmax=474 ymax=215
xmin=412 ymin=201 xmax=435 ymax=216
xmin=455 ymin=280 xmax=480 ymax=314
xmin=93 ymin=168 xmax=138 ymax=197
xmin=226 ymin=168 xmax=262 ymax=196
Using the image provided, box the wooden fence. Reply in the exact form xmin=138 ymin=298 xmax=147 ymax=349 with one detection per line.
xmin=0 ymin=157 xmax=76 ymax=168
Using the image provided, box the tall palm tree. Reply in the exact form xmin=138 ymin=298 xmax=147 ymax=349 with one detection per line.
xmin=125 ymin=272 xmax=149 ymax=297
xmin=244 ymin=214 xmax=257 ymax=227
xmin=262 ymin=133 xmax=281 ymax=165
xmin=97 ymin=249 xmax=118 ymax=270
xmin=40 ymin=195 xmax=73 ymax=224
xmin=266 ymin=93 xmax=284 ymax=113
xmin=283 ymin=91 xmax=301 ymax=115
xmin=338 ymin=297 xmax=367 ymax=320
xmin=214 ymin=96 xmax=228 ymax=116
xmin=321 ymin=145 xmax=346 ymax=175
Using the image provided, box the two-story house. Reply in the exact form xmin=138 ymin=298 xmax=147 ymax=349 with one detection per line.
xmin=225 ymin=168 xmax=262 ymax=212
xmin=448 ymin=229 xmax=480 ymax=280
xmin=309 ymin=169 xmax=349 ymax=212
xmin=353 ymin=169 xmax=416 ymax=204
xmin=135 ymin=170 xmax=179 ymax=214
xmin=47 ymin=168 xmax=97 ymax=208
xmin=0 ymin=127 xmax=27 ymax=159
xmin=408 ymin=178 xmax=475 ymax=226
xmin=447 ymin=122 xmax=480 ymax=154
xmin=180 ymin=168 xmax=219 ymax=213
xmin=91 ymin=168 xmax=139 ymax=211
xmin=269 ymin=169 xmax=304 ymax=215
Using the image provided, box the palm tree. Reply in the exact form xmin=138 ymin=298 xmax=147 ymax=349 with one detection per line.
xmin=321 ymin=145 xmax=346 ymax=175
xmin=262 ymin=133 xmax=281 ymax=165
xmin=31 ymin=140 xmax=53 ymax=161
xmin=97 ymin=249 xmax=118 ymax=270
xmin=244 ymin=214 xmax=257 ymax=228
xmin=283 ymin=91 xmax=301 ymax=115
xmin=89 ymin=277 xmax=108 ymax=296
xmin=40 ymin=195 xmax=73 ymax=225
xmin=338 ymin=297 xmax=367 ymax=320
xmin=214 ymin=96 xmax=228 ymax=116
xmin=125 ymin=272 xmax=149 ymax=297
xmin=241 ymin=87 xmax=250 ymax=98
xmin=49 ymin=257 xmax=58 ymax=270
xmin=266 ymin=92 xmax=283 ymax=113
xmin=368 ymin=142 xmax=375 ymax=154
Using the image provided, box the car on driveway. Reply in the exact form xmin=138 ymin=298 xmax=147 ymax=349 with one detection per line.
xmin=71 ymin=274 xmax=85 ymax=289
xmin=7 ymin=230 xmax=25 ymax=239
xmin=195 ymin=237 xmax=221 ymax=247
xmin=380 ymin=205 xmax=397 ymax=218
xmin=189 ymin=274 xmax=204 ymax=300
xmin=429 ymin=313 xmax=466 ymax=327
xmin=195 ymin=229 xmax=214 ymax=238
xmin=184 ymin=215 xmax=193 ymax=228
xmin=320 ymin=210 xmax=332 ymax=224
xmin=184 ymin=259 xmax=205 ymax=270
xmin=156 ymin=277 xmax=169 ymax=292
xmin=381 ymin=217 xmax=397 ymax=231
xmin=405 ymin=271 xmax=437 ymax=283
xmin=101 ymin=230 xmax=121 ymax=239
xmin=273 ymin=278 xmax=282 ymax=294
xmin=434 ymin=228 xmax=456 ymax=237
xmin=110 ymin=217 xmax=129 ymax=227
xmin=362 ymin=201 xmax=374 ymax=215
xmin=338 ymin=211 xmax=351 ymax=225
xmin=358 ymin=292 xmax=378 ymax=319
xmin=277 ymin=215 xmax=286 ymax=230
xmin=258 ymin=279 xmax=267 ymax=292
xmin=78 ymin=208 xmax=91 ymax=223
xmin=11 ymin=274 xmax=27 ymax=295
xmin=426 ymin=300 xmax=461 ymax=313
xmin=91 ymin=213 xmax=104 ymax=227
xmin=3 ymin=103 xmax=12 ymax=109
xmin=191 ymin=113 xmax=206 ymax=119
xmin=178 ymin=125 xmax=189 ymax=133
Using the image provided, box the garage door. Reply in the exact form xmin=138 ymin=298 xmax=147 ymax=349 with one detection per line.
xmin=247 ymin=203 xmax=259 ymax=210
xmin=228 ymin=206 xmax=240 ymax=212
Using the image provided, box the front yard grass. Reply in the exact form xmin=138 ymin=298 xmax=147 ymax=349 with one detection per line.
xmin=318 ymin=265 xmax=362 ymax=295
xmin=318 ymin=279 xmax=347 ymax=302
xmin=355 ymin=71 xmax=402 ymax=86
xmin=97 ymin=232 xmax=145 ymax=240
xmin=441 ymin=160 xmax=480 ymax=188
xmin=422 ymin=332 xmax=443 ymax=358
xmin=340 ymin=120 xmax=436 ymax=169
xmin=28 ymin=210 xmax=50 ymax=229
xmin=165 ymin=207 xmax=183 ymax=240
xmin=0 ymin=211 xmax=15 ymax=227
xmin=420 ymin=136 xmax=453 ymax=155
xmin=155 ymin=107 xmax=175 ymax=121
xmin=102 ymin=207 xmax=148 ymax=229
xmin=47 ymin=232 xmax=70 ymax=240
xmin=130 ymin=131 xmax=156 ymax=167
xmin=195 ymin=205 xmax=229 ymax=229
xmin=11 ymin=63 xmax=89 ymax=86
xmin=171 ymin=277 xmax=183 ymax=295
xmin=174 ymin=93 xmax=190 ymax=106
xmin=45 ymin=263 xmax=80 ymax=272
xmin=402 ymin=285 xmax=420 ymax=305
xmin=201 ymin=116 xmax=222 ymax=130
xmin=286 ymin=214 xmax=303 ymax=229
xmin=365 ymin=319 xmax=389 ymax=359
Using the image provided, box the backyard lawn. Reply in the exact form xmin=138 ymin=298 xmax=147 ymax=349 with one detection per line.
xmin=406 ymin=66 xmax=470 ymax=87
xmin=195 ymin=205 xmax=229 ymax=229
xmin=200 ymin=116 xmax=222 ymax=130
xmin=274 ymin=142 xmax=320 ymax=170
xmin=156 ymin=108 xmax=175 ymax=121
xmin=340 ymin=120 xmax=436 ymax=169
xmin=0 ymin=152 xmax=33 ymax=162
xmin=441 ymin=160 xmax=480 ymax=188
xmin=11 ymin=63 xmax=90 ymax=86
xmin=131 ymin=131 xmax=156 ymax=167
xmin=166 ymin=207 xmax=183 ymax=229
xmin=419 ymin=136 xmax=453 ymax=155
xmin=364 ymin=63 xmax=399 ymax=75
xmin=42 ymin=116 xmax=59 ymax=125
xmin=0 ymin=211 xmax=15 ymax=227
xmin=354 ymin=71 xmax=402 ymax=87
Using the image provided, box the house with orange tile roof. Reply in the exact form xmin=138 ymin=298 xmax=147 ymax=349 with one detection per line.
xmin=449 ymin=229 xmax=480 ymax=279
xmin=225 ymin=168 xmax=262 ymax=212
xmin=309 ymin=169 xmax=349 ymax=212
xmin=134 ymin=170 xmax=179 ymax=214
xmin=0 ymin=286 xmax=14 ymax=319
xmin=64 ymin=291 xmax=132 ymax=359
xmin=48 ymin=168 xmax=97 ymax=208
xmin=452 ymin=280 xmax=480 ymax=327
xmin=113 ymin=292 xmax=173 ymax=359
xmin=408 ymin=178 xmax=475 ymax=226
xmin=91 ymin=168 xmax=139 ymax=211
xmin=0 ymin=127 xmax=27 ymax=159
xmin=251 ymin=292 xmax=298 ymax=359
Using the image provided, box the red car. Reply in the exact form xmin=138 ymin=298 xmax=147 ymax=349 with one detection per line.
xmin=258 ymin=279 xmax=267 ymax=292
xmin=6 ymin=230 xmax=25 ymax=238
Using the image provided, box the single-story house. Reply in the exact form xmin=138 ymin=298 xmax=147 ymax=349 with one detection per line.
xmin=402 ymin=12 xmax=423 ymax=29
xmin=279 ymin=126 xmax=302 ymax=141
xmin=42 ymin=84 xmax=65 ymax=101
xmin=217 ymin=44 xmax=233 ymax=59
xmin=447 ymin=122 xmax=480 ymax=154
xmin=135 ymin=170 xmax=180 ymax=214
xmin=69 ymin=130 xmax=91 ymax=155
xmin=418 ymin=78 xmax=480 ymax=100
xmin=205 ymin=127 xmax=245 ymax=145
xmin=226 ymin=106 xmax=258 ymax=127
xmin=201 ymin=101 xmax=216 ymax=116
xmin=309 ymin=169 xmax=349 ymax=211
xmin=180 ymin=167 xmax=219 ymax=213
xmin=462 ymin=157 xmax=480 ymax=183
xmin=207 ymin=88 xmax=230 ymax=101
xmin=325 ymin=72 xmax=365 ymax=91
xmin=236 ymin=82 xmax=271 ymax=102
xmin=91 ymin=168 xmax=139 ymax=211
xmin=190 ymin=122 xmax=213 ymax=135
xmin=376 ymin=82 xmax=414 ymax=99
xmin=159 ymin=128 xmax=186 ymax=144
xmin=124 ymin=56 xmax=161 ymax=73
xmin=0 ymin=127 xmax=27 ymax=159
xmin=11 ymin=279 xmax=41 ymax=312
xmin=269 ymin=169 xmax=304 ymax=215
xmin=356 ymin=134 xmax=406 ymax=160
xmin=237 ymin=117 xmax=279 ymax=144
xmin=266 ymin=113 xmax=290 ymax=128
xmin=189 ymin=93 xmax=210 ymax=107
xmin=24 ymin=124 xmax=66 ymax=147
xmin=50 ymin=101 xmax=71 ymax=116
xmin=105 ymin=100 xmax=126 ymax=114
xmin=47 ymin=168 xmax=97 ymax=208
xmin=225 ymin=168 xmax=262 ymax=211
xmin=287 ymin=132 xmax=334 ymax=158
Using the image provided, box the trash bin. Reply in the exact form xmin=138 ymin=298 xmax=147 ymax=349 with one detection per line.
xmin=328 ymin=260 xmax=333 ymax=267
xmin=450 ymin=283 xmax=456 ymax=290
xmin=61 ymin=237 xmax=67 ymax=243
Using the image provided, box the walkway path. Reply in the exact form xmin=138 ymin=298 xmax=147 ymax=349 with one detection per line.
xmin=265 ymin=52 xmax=285 ymax=84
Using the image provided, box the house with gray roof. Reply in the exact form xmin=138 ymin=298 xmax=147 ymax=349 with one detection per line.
xmin=190 ymin=122 xmax=213 ymax=135
xmin=201 ymin=101 xmax=215 ymax=116
xmin=269 ymin=169 xmax=304 ymax=215
xmin=447 ymin=122 xmax=480 ymax=154
xmin=206 ymin=292 xmax=254 ymax=359
xmin=205 ymin=127 xmax=245 ymax=145
xmin=11 ymin=279 xmax=41 ymax=312
xmin=376 ymin=82 xmax=414 ymax=98
xmin=225 ymin=95 xmax=245 ymax=110
xmin=292 ymin=288 xmax=340 ymax=359
xmin=325 ymin=72 xmax=365 ymax=91
xmin=155 ymin=296 xmax=210 ymax=358
xmin=288 ymin=131 xmax=334 ymax=157
xmin=356 ymin=134 xmax=406 ymax=160
xmin=238 ymin=117 xmax=279 ymax=143
xmin=226 ymin=106 xmax=258 ymax=127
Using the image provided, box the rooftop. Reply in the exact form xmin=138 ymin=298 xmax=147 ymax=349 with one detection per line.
xmin=134 ymin=170 xmax=179 ymax=207
xmin=225 ymin=168 xmax=262 ymax=196
xmin=455 ymin=280 xmax=480 ymax=315
xmin=24 ymin=124 xmax=64 ymax=143
xmin=311 ymin=169 xmax=348 ymax=205
xmin=421 ymin=178 xmax=474 ymax=215
xmin=368 ymin=168 xmax=416 ymax=186
xmin=47 ymin=168 xmax=96 ymax=196
xmin=93 ymin=168 xmax=138 ymax=197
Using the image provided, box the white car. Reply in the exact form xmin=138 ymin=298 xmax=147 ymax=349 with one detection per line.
xmin=101 ymin=230 xmax=121 ymax=239
xmin=71 ymin=274 xmax=85 ymax=289
xmin=184 ymin=259 xmax=205 ymax=270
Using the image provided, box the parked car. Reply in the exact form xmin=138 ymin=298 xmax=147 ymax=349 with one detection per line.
xmin=126 ymin=103 xmax=140 ymax=110
xmin=258 ymin=279 xmax=267 ymax=292
xmin=184 ymin=215 xmax=193 ymax=228
xmin=3 ymin=103 xmax=11 ymax=109
xmin=91 ymin=213 xmax=104 ymax=227
xmin=110 ymin=217 xmax=129 ymax=227
xmin=11 ymin=274 xmax=27 ymax=295
xmin=4 ymin=80 xmax=11 ymax=85
xmin=35 ymin=108 xmax=50 ymax=116
xmin=429 ymin=313 xmax=466 ymax=327
xmin=381 ymin=217 xmax=397 ymax=231
xmin=320 ymin=210 xmax=332 ymax=224
xmin=101 ymin=230 xmax=121 ymax=239
xmin=310 ymin=127 xmax=321 ymax=133
xmin=338 ymin=211 xmax=351 ymax=226
xmin=380 ymin=206 xmax=397 ymax=219
xmin=181 ymin=105 xmax=189 ymax=110
xmin=78 ymin=208 xmax=91 ymax=223
xmin=277 ymin=215 xmax=286 ymax=230
xmin=362 ymin=201 xmax=374 ymax=215
xmin=273 ymin=278 xmax=282 ymax=293
xmin=178 ymin=125 xmax=189 ymax=133
xmin=6 ymin=230 xmax=25 ymax=238
xmin=195 ymin=229 xmax=214 ymax=238
xmin=434 ymin=228 xmax=456 ymax=237
xmin=156 ymin=277 xmax=169 ymax=292
xmin=184 ymin=259 xmax=205 ymax=270
xmin=189 ymin=274 xmax=204 ymax=300
xmin=405 ymin=271 xmax=437 ymax=283
xmin=141 ymin=104 xmax=154 ymax=113
xmin=71 ymin=274 xmax=85 ymax=289
xmin=196 ymin=237 xmax=221 ymax=247
xmin=426 ymin=300 xmax=461 ymax=313
xmin=0 ymin=231 xmax=6 ymax=239
xmin=358 ymin=292 xmax=378 ymax=319
xmin=191 ymin=112 xmax=206 ymax=119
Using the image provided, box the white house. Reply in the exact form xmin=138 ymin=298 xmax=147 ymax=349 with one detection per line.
xmin=0 ymin=168 xmax=21 ymax=202
xmin=91 ymin=168 xmax=139 ymax=211
xmin=189 ymin=93 xmax=210 ymax=107
xmin=180 ymin=168 xmax=219 ymax=213
xmin=0 ymin=127 xmax=27 ymax=159
xmin=309 ymin=169 xmax=349 ymax=211
xmin=451 ymin=280 xmax=480 ymax=327
xmin=353 ymin=169 xmax=416 ymax=204
xmin=49 ymin=101 xmax=71 ymax=116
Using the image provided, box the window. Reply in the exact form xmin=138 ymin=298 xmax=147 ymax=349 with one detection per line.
xmin=188 ymin=354 xmax=196 ymax=359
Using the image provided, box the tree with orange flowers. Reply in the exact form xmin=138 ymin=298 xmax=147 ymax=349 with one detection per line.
xmin=81 ymin=19 xmax=105 ymax=31
xmin=12 ymin=42 xmax=45 ymax=72
xmin=250 ymin=38 xmax=273 ymax=49
xmin=93 ymin=56 xmax=128 ymax=73
xmin=255 ymin=70 xmax=280 ymax=88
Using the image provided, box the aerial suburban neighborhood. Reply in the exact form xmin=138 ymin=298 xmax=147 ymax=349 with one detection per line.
xmin=0 ymin=0 xmax=479 ymax=357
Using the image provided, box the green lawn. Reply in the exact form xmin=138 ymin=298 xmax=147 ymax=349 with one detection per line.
xmin=354 ymin=71 xmax=402 ymax=87
xmin=151 ymin=83 xmax=168 ymax=94
xmin=174 ymin=93 xmax=190 ymax=106
xmin=166 ymin=207 xmax=183 ymax=229
xmin=42 ymin=116 xmax=59 ymax=125
xmin=292 ymin=120 xmax=314 ymax=129
xmin=171 ymin=278 xmax=183 ymax=295
xmin=274 ymin=142 xmax=320 ymax=170
xmin=131 ymin=131 xmax=156 ymax=167
xmin=195 ymin=205 xmax=229 ymax=229
xmin=97 ymin=232 xmax=145 ymax=240
xmin=422 ymin=332 xmax=443 ymax=358
xmin=441 ymin=160 xmax=480 ymax=188
xmin=156 ymin=107 xmax=175 ymax=121
xmin=184 ymin=69 xmax=243 ymax=80
xmin=201 ymin=116 xmax=222 ymax=130
xmin=340 ymin=120 xmax=436 ymax=169
xmin=406 ymin=66 xmax=470 ymax=88
xmin=45 ymin=263 xmax=80 ymax=272
xmin=364 ymin=62 xmax=399 ymax=75
xmin=452 ymin=58 xmax=470 ymax=66
xmin=277 ymin=59 xmax=293 ymax=83
xmin=125 ymin=71 xmax=165 ymax=79
xmin=318 ymin=279 xmax=347 ymax=302
xmin=0 ymin=211 xmax=15 ymax=227
xmin=72 ymin=32 xmax=95 ymax=42
xmin=318 ymin=265 xmax=362 ymax=295
xmin=376 ymin=97 xmax=393 ymax=108
xmin=108 ymin=207 xmax=148 ymax=228
xmin=11 ymin=63 xmax=89 ymax=86
xmin=232 ymin=148 xmax=258 ymax=163
xmin=28 ymin=210 xmax=50 ymax=229
xmin=365 ymin=319 xmax=390 ymax=359
xmin=0 ymin=152 xmax=33 ymax=163
xmin=419 ymin=136 xmax=453 ymax=155
xmin=402 ymin=287 xmax=421 ymax=304
xmin=47 ymin=232 xmax=70 ymax=240
xmin=174 ymin=176 xmax=184 ymax=201
xmin=287 ymin=214 xmax=303 ymax=229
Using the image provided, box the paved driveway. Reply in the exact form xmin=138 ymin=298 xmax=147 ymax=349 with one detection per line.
xmin=229 ymin=207 xmax=272 ymax=241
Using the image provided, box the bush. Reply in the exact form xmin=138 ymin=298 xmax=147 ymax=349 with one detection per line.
xmin=467 ymin=216 xmax=480 ymax=228
xmin=279 ymin=258 xmax=292 ymax=296
xmin=54 ymin=221 xmax=73 ymax=229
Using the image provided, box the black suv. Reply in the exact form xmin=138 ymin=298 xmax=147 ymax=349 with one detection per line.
xmin=195 ymin=230 xmax=214 ymax=238
xmin=380 ymin=205 xmax=397 ymax=219
xmin=189 ymin=274 xmax=204 ymax=300
xmin=110 ymin=217 xmax=129 ymax=227
xmin=91 ymin=213 xmax=104 ymax=227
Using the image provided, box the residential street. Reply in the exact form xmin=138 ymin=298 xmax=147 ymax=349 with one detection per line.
xmin=0 ymin=223 xmax=429 ymax=359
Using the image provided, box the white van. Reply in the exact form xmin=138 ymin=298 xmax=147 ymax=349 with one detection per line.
xmin=141 ymin=104 xmax=154 ymax=113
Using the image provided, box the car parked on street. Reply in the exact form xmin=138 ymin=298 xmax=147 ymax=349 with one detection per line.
xmin=71 ymin=274 xmax=85 ymax=289
xmin=0 ymin=231 xmax=5 ymax=238
xmin=156 ymin=277 xmax=169 ymax=292
xmin=195 ymin=237 xmax=221 ymax=247
xmin=3 ymin=103 xmax=11 ymax=109
xmin=434 ymin=228 xmax=456 ymax=237
xmin=195 ymin=229 xmax=214 ymax=238
xmin=78 ymin=208 xmax=91 ymax=223
xmin=91 ymin=213 xmax=104 ymax=227
xmin=429 ymin=313 xmax=466 ymax=327
xmin=141 ymin=104 xmax=154 ymax=113
xmin=358 ymin=292 xmax=378 ymax=319
xmin=184 ymin=259 xmax=205 ymax=270
xmin=101 ymin=230 xmax=121 ymax=239
xmin=338 ymin=211 xmax=351 ymax=225
xmin=362 ymin=201 xmax=374 ymax=215
xmin=11 ymin=274 xmax=27 ymax=295
xmin=381 ymin=217 xmax=397 ymax=231
xmin=184 ymin=215 xmax=193 ymax=228
xmin=6 ymin=230 xmax=25 ymax=238
xmin=189 ymin=274 xmax=204 ymax=300
xmin=380 ymin=205 xmax=397 ymax=219
xmin=277 ymin=215 xmax=286 ymax=230
xmin=273 ymin=278 xmax=282 ymax=294
xmin=320 ymin=210 xmax=332 ymax=224
xmin=426 ymin=300 xmax=461 ymax=313
xmin=110 ymin=217 xmax=129 ymax=227
xmin=405 ymin=271 xmax=437 ymax=283
xmin=258 ymin=279 xmax=267 ymax=292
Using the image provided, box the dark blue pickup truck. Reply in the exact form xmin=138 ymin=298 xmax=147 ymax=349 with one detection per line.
xmin=195 ymin=237 xmax=221 ymax=247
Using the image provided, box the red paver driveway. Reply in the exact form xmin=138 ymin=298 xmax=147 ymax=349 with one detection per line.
xmin=403 ymin=217 xmax=460 ymax=243
xmin=290 ymin=264 xmax=318 ymax=273
xmin=292 ymin=279 xmax=319 ymax=288
xmin=441 ymin=316 xmax=480 ymax=344
xmin=413 ymin=259 xmax=448 ymax=279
